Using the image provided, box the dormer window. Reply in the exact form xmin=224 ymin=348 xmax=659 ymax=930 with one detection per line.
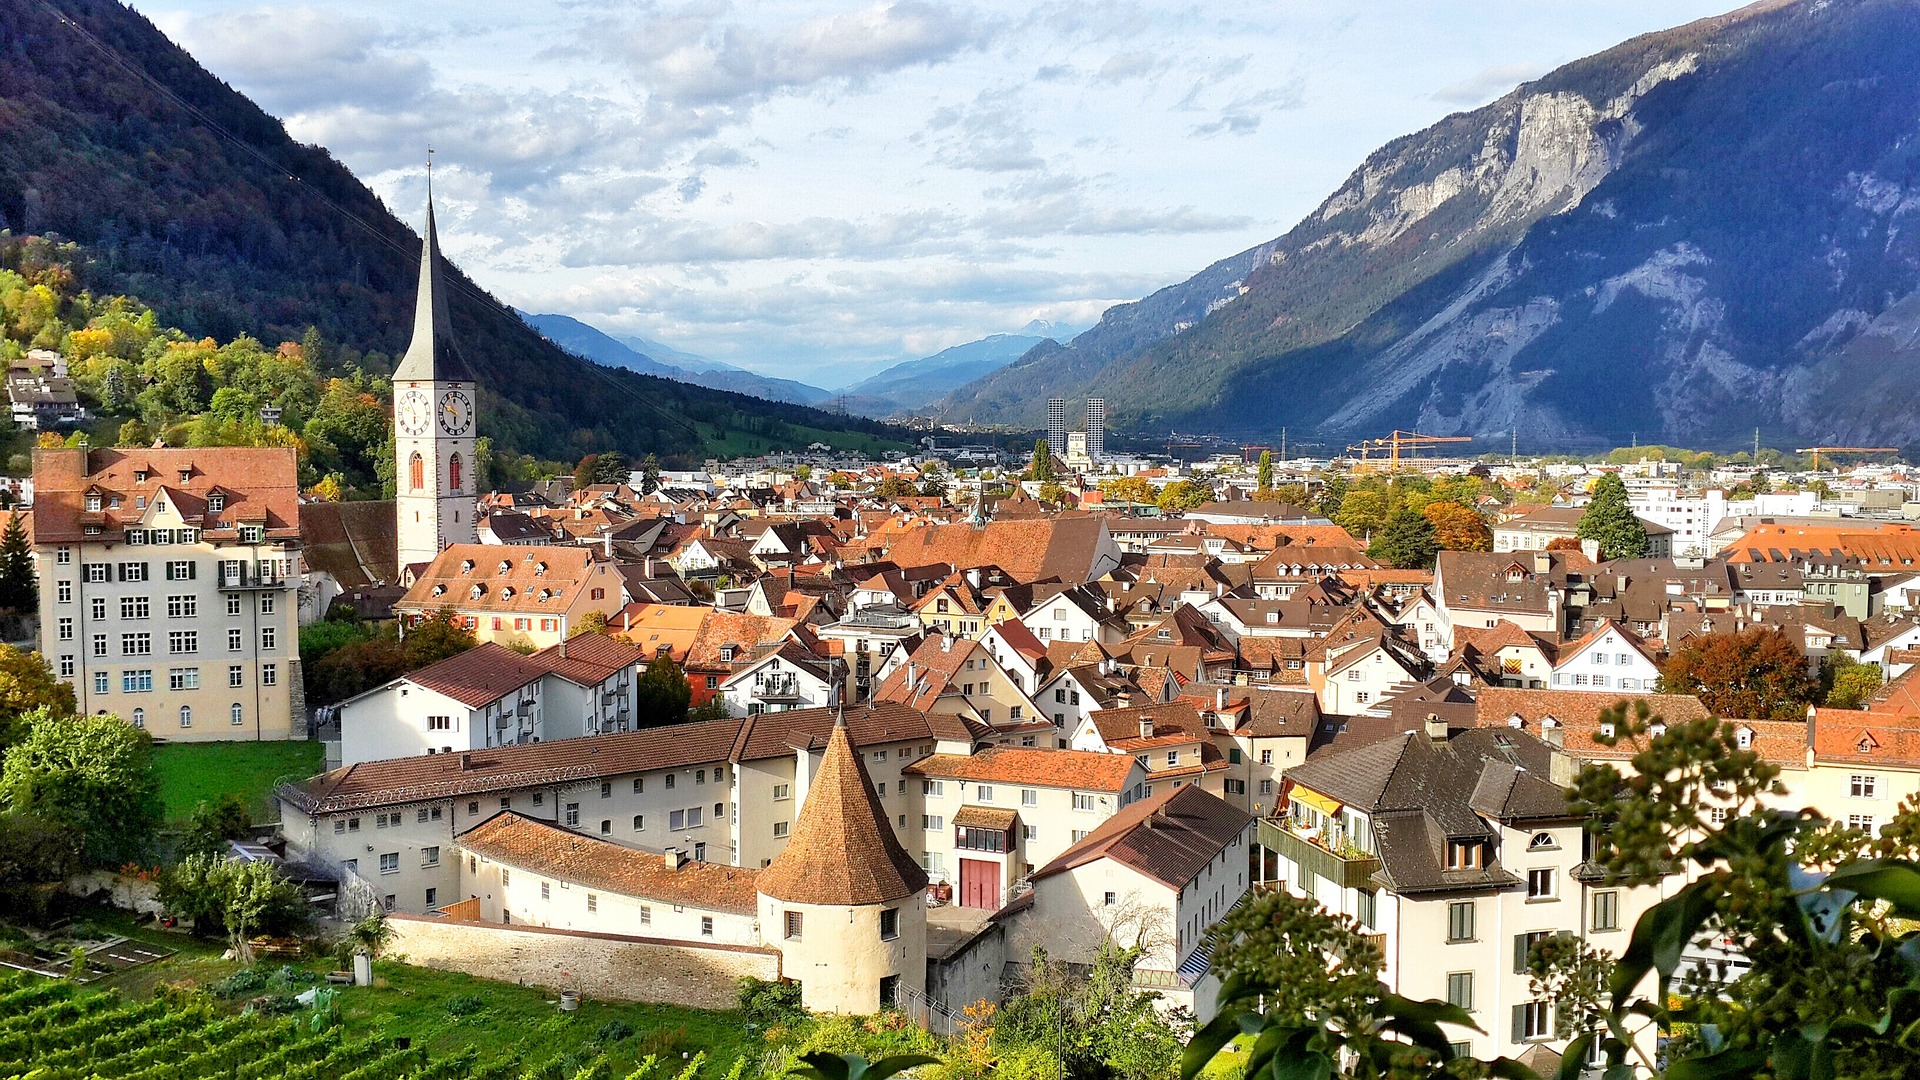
xmin=85 ymin=494 xmax=101 ymax=512
xmin=1650 ymin=722 xmax=1667 ymax=739
xmin=501 ymin=587 xmax=515 ymax=600
xmin=1600 ymin=721 xmax=1616 ymax=739
xmin=1858 ymin=736 xmax=1875 ymax=754
xmin=720 ymin=645 xmax=737 ymax=663
xmin=1735 ymin=727 xmax=1754 ymax=750
xmin=498 ymin=561 xmax=511 ymax=575
xmin=208 ymin=494 xmax=224 ymax=512
xmin=431 ymin=585 xmax=447 ymax=597
xmin=177 ymin=470 xmax=191 ymax=483
xmin=238 ymin=525 xmax=262 ymax=543
xmin=1446 ymin=839 xmax=1484 ymax=870
xmin=134 ymin=469 xmax=148 ymax=483
xmin=460 ymin=560 xmax=475 ymax=574
xmin=538 ymin=589 xmax=552 ymax=602
xmin=468 ymin=585 xmax=485 ymax=600
xmin=534 ymin=562 xmax=548 ymax=576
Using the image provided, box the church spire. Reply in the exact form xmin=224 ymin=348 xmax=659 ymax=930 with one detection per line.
xmin=394 ymin=179 xmax=475 ymax=383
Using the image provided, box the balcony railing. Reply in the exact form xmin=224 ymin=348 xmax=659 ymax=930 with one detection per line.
xmin=219 ymin=568 xmax=286 ymax=590
xmin=1257 ymin=817 xmax=1381 ymax=891
xmin=754 ymin=678 xmax=803 ymax=703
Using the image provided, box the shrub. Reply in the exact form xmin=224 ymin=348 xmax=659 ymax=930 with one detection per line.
xmin=737 ymin=977 xmax=803 ymax=1027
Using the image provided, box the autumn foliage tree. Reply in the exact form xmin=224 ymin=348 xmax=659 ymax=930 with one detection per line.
xmin=1421 ymin=500 xmax=1492 ymax=551
xmin=1657 ymin=626 xmax=1818 ymax=719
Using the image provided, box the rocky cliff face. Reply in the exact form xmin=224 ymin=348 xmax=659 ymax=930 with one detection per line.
xmin=942 ymin=0 xmax=1920 ymax=451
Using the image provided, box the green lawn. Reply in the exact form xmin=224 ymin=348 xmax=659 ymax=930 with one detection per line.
xmin=152 ymin=740 xmax=326 ymax=823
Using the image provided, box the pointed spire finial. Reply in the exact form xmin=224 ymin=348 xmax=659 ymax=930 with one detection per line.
xmin=393 ymin=163 xmax=474 ymax=384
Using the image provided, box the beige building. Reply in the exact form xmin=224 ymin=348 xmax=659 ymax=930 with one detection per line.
xmin=33 ymin=446 xmax=302 ymax=742
xmin=393 ymin=544 xmax=624 ymax=650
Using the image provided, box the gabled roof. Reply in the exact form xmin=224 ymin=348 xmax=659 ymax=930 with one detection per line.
xmin=527 ymin=633 xmax=647 ymax=687
xmin=755 ymin=714 xmax=927 ymax=906
xmin=904 ymin=747 xmax=1139 ymax=791
xmin=459 ymin=812 xmax=758 ymax=914
xmin=406 ymin=642 xmax=547 ymax=707
xmin=1033 ymin=786 xmax=1251 ymax=890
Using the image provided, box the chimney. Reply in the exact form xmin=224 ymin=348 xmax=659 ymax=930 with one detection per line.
xmin=1543 ymin=724 xmax=1565 ymax=750
xmin=1216 ymin=687 xmax=1228 ymax=709
xmin=459 ymin=751 xmax=473 ymax=771
xmin=664 ymin=847 xmax=684 ymax=870
xmin=1138 ymin=716 xmax=1154 ymax=739
xmin=966 ymin=567 xmax=983 ymax=589
xmin=1533 ymin=552 xmax=1552 ymax=574
xmin=624 ymin=609 xmax=632 ymax=632
xmin=1424 ymin=713 xmax=1448 ymax=743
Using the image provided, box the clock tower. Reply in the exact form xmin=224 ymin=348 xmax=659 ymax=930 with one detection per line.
xmin=394 ymin=192 xmax=479 ymax=572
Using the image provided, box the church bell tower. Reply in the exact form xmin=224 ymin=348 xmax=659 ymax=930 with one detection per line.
xmin=394 ymin=185 xmax=479 ymax=573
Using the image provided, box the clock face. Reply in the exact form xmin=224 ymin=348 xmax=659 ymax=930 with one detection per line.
xmin=397 ymin=390 xmax=431 ymax=437
xmin=439 ymin=389 xmax=474 ymax=436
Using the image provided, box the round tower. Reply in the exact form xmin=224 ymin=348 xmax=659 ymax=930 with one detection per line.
xmin=756 ymin=712 xmax=928 ymax=1014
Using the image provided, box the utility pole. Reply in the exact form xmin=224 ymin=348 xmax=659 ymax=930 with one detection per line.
xmin=1280 ymin=427 xmax=1287 ymax=463
xmin=1754 ymin=428 xmax=1761 ymax=461
xmin=1511 ymin=429 xmax=1518 ymax=466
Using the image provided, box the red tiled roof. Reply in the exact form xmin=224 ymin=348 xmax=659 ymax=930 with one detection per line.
xmin=34 ymin=446 xmax=300 ymax=543
xmin=1032 ymin=785 xmax=1251 ymax=890
xmin=904 ymin=747 xmax=1138 ymax=791
xmin=406 ymin=642 xmax=547 ymax=707
xmin=756 ymin=717 xmax=927 ymax=906
xmin=459 ymin=812 xmax=760 ymax=914
xmin=397 ymin=544 xmax=605 ymax=615
xmin=1811 ymin=708 xmax=1920 ymax=768
xmin=528 ymin=633 xmax=647 ymax=686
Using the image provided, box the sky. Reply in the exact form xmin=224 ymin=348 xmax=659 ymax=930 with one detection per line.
xmin=130 ymin=0 xmax=1737 ymax=388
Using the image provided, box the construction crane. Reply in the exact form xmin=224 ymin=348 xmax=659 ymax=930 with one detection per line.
xmin=1795 ymin=446 xmax=1898 ymax=470
xmin=1344 ymin=430 xmax=1474 ymax=473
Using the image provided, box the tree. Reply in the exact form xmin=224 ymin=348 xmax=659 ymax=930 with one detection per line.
xmin=571 ymin=610 xmax=610 ymax=638
xmin=400 ymin=612 xmax=478 ymax=670
xmin=637 ymin=453 xmax=662 ymax=494
xmin=0 ymin=512 xmax=32 ymax=612
xmin=873 ymin=476 xmax=917 ymax=501
xmin=1334 ymin=490 xmax=1389 ymax=539
xmin=1156 ymin=479 xmax=1211 ymax=513
xmin=179 ymin=793 xmax=252 ymax=861
xmin=1367 ymin=508 xmax=1440 ymax=569
xmin=1576 ymin=473 xmax=1648 ymax=559
xmin=592 ymin=452 xmax=629 ymax=486
xmin=1037 ymin=481 xmax=1070 ymax=505
xmin=1822 ymin=657 xmax=1884 ymax=710
xmin=159 ymin=853 xmax=306 ymax=961
xmin=1029 ymin=439 xmax=1054 ymax=483
xmin=1256 ymin=449 xmax=1274 ymax=491
xmin=0 ymin=645 xmax=76 ymax=751
xmin=792 ymin=463 xmax=811 ymax=483
xmin=1 ymin=709 xmax=163 ymax=868
xmin=919 ymin=475 xmax=948 ymax=498
xmin=634 ymin=655 xmax=694 ymax=726
xmin=997 ymin=945 xmax=1182 ymax=1080
xmin=572 ymin=453 xmax=599 ymax=491
xmin=1099 ymin=475 xmax=1154 ymax=506
xmin=1420 ymin=500 xmax=1491 ymax=552
xmin=1658 ymin=626 xmax=1818 ymax=719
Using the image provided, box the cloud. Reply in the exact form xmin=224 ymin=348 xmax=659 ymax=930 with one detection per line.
xmin=559 ymin=209 xmax=973 ymax=267
xmin=919 ymin=90 xmax=1046 ymax=172
xmin=600 ymin=1 xmax=994 ymax=108
xmin=158 ymin=7 xmax=430 ymax=113
xmin=1431 ymin=62 xmax=1549 ymax=107
xmin=1093 ymin=51 xmax=1162 ymax=84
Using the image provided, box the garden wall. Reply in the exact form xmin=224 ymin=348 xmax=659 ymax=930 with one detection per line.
xmin=387 ymin=914 xmax=781 ymax=1010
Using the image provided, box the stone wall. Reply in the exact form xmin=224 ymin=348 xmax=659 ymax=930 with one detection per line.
xmin=386 ymin=914 xmax=780 ymax=1010
xmin=65 ymin=871 xmax=163 ymax=917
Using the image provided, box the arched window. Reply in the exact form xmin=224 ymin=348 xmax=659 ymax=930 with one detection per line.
xmin=409 ymin=452 xmax=425 ymax=491
xmin=178 ymin=705 xmax=193 ymax=728
xmin=448 ymin=453 xmax=463 ymax=492
xmin=231 ymin=702 xmax=244 ymax=726
xmin=130 ymin=708 xmax=145 ymax=729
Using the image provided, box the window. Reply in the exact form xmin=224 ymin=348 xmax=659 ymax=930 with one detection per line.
xmin=122 ymin=632 xmax=153 ymax=656
xmin=259 ymin=595 xmax=275 ymax=615
xmin=1849 ymin=814 xmax=1875 ymax=832
xmin=1447 ymin=901 xmax=1475 ymax=943
xmin=1526 ymin=869 xmax=1556 ymax=900
xmin=57 ymin=617 xmax=72 ymax=641
xmin=586 ymin=893 xmax=597 ymax=913
xmin=409 ymin=452 xmax=424 ymax=491
xmin=565 ymin=803 xmax=580 ymax=827
xmin=773 ymin=821 xmax=790 ymax=838
xmin=422 ymin=846 xmax=440 ymax=867
xmin=1072 ymin=792 xmax=1096 ymax=811
xmin=600 ymin=781 xmax=612 ymax=799
xmin=58 ymin=655 xmax=73 ymax=678
xmin=1021 ymin=788 xmax=1038 ymax=807
xmin=1446 ymin=840 xmax=1484 ymax=870
xmin=633 ymin=778 xmax=645 ymax=793
xmin=638 ymin=906 xmax=651 ymax=925
xmin=379 ymin=853 xmax=399 ymax=875
xmin=230 ymin=702 xmax=244 ymax=726
xmin=119 ymin=562 xmax=148 ymax=582
xmin=1515 ymin=1001 xmax=1551 ymax=1041
xmin=165 ymin=560 xmax=197 ymax=581
xmin=785 ymin=910 xmax=804 ymax=939
xmin=168 ymin=631 xmax=198 ymax=654
xmin=773 ymin=783 xmax=791 ymax=801
xmin=228 ymin=628 xmax=243 ymax=651
xmin=541 ymin=881 xmax=551 ymax=900
xmin=880 ymin=908 xmax=899 ymax=940
xmin=449 ymin=453 xmax=463 ymax=491
xmin=1446 ymin=972 xmax=1474 ymax=1010
xmin=1023 ymin=824 xmax=1038 ymax=841
xmin=427 ymin=715 xmax=452 ymax=731
xmin=166 ymin=595 xmax=197 ymax=618
xmin=1514 ymin=931 xmax=1552 ymax=973
xmin=1592 ymin=891 xmax=1620 ymax=932
xmin=95 ymin=671 xmax=112 ymax=694
xmin=700 ymin=917 xmax=713 ymax=937
xmin=668 ymin=807 xmax=705 ymax=830
xmin=121 ymin=669 xmax=153 ymax=693
xmin=130 ymin=707 xmax=144 ymax=728
xmin=89 ymin=596 xmax=105 ymax=620
xmin=633 ymin=815 xmax=644 ymax=830
xmin=977 ymin=784 xmax=994 ymax=802
xmin=262 ymin=664 xmax=277 ymax=686
xmin=260 ymin=627 xmax=276 ymax=650
xmin=666 ymin=774 xmax=676 ymax=789
xmin=922 ymin=780 xmax=945 ymax=797
xmin=120 ymin=596 xmax=151 ymax=619
xmin=923 ymin=815 xmax=945 ymax=831
xmin=1851 ymin=774 xmax=1879 ymax=799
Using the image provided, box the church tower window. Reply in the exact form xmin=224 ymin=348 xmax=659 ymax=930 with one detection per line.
xmin=409 ymin=453 xmax=425 ymax=492
xmin=449 ymin=453 xmax=463 ymax=492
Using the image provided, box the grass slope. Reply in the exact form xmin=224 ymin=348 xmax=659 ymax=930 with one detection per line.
xmin=152 ymin=741 xmax=325 ymax=823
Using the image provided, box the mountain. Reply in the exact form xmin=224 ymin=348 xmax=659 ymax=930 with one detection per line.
xmin=614 ymin=333 xmax=734 ymax=373
xmin=940 ymin=0 xmax=1920 ymax=451
xmin=838 ymin=328 xmax=1059 ymax=416
xmin=0 ymin=0 xmax=903 ymax=462
xmin=518 ymin=312 xmax=833 ymax=406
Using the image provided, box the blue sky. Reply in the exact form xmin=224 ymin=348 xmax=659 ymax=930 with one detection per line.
xmin=131 ymin=1 xmax=1736 ymax=387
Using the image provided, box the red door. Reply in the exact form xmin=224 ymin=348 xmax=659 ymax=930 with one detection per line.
xmin=959 ymin=859 xmax=999 ymax=909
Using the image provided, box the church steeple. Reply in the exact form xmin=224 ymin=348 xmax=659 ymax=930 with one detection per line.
xmin=394 ymin=188 xmax=475 ymax=383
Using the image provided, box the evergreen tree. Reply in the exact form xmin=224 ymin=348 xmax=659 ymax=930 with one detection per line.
xmin=1575 ymin=473 xmax=1648 ymax=559
xmin=634 ymin=655 xmax=694 ymax=727
xmin=1256 ymin=449 xmax=1274 ymax=492
xmin=0 ymin=512 xmax=34 ymax=612
xmin=1030 ymin=439 xmax=1054 ymax=483
xmin=639 ymin=453 xmax=661 ymax=495
xmin=1367 ymin=508 xmax=1440 ymax=569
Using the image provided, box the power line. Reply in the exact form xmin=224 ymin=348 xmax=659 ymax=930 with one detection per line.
xmin=35 ymin=0 xmax=709 ymax=444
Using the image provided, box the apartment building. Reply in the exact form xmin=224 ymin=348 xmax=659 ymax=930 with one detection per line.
xmin=34 ymin=447 xmax=302 ymax=742
xmin=393 ymin=544 xmax=624 ymax=650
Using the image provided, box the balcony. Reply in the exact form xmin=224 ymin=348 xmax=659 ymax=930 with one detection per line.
xmin=1258 ymin=817 xmax=1381 ymax=891
xmin=753 ymin=677 xmax=804 ymax=703
xmin=219 ymin=568 xmax=286 ymax=591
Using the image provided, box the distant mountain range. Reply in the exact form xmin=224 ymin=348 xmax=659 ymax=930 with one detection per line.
xmin=523 ymin=312 xmax=1067 ymax=417
xmin=939 ymin=0 xmax=1920 ymax=452
xmin=518 ymin=312 xmax=835 ymax=407
xmin=0 ymin=0 xmax=905 ymax=462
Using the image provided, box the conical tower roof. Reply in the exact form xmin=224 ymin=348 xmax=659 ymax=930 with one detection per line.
xmin=757 ymin=712 xmax=928 ymax=906
xmin=394 ymin=193 xmax=475 ymax=383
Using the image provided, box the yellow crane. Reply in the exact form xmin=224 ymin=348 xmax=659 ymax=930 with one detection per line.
xmin=1795 ymin=446 xmax=1898 ymax=470
xmin=1344 ymin=430 xmax=1474 ymax=473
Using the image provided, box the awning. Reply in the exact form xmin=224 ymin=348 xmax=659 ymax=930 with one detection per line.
xmin=953 ymin=805 xmax=1019 ymax=831
xmin=1290 ymin=787 xmax=1343 ymax=816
